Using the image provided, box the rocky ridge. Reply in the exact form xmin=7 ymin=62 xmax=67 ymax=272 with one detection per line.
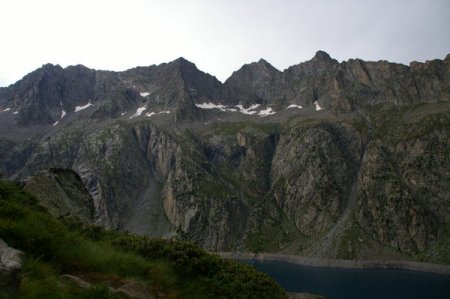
xmin=1 ymin=51 xmax=448 ymax=128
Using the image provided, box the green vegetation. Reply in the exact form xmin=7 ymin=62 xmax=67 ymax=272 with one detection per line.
xmin=195 ymin=179 xmax=229 ymax=199
xmin=335 ymin=220 xmax=367 ymax=259
xmin=419 ymin=223 xmax=450 ymax=264
xmin=211 ymin=121 xmax=279 ymax=135
xmin=287 ymin=117 xmax=321 ymax=129
xmin=246 ymin=216 xmax=303 ymax=253
xmin=361 ymin=103 xmax=450 ymax=142
xmin=0 ymin=181 xmax=287 ymax=299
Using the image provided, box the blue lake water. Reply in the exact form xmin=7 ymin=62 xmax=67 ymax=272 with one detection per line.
xmin=241 ymin=260 xmax=450 ymax=299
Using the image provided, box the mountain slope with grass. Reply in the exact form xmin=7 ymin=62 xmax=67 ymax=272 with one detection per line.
xmin=0 ymin=180 xmax=287 ymax=299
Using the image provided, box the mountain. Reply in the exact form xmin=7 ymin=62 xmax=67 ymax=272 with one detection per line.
xmin=1 ymin=51 xmax=448 ymax=128
xmin=223 ymin=58 xmax=282 ymax=107
xmin=223 ymin=50 xmax=450 ymax=111
xmin=0 ymin=57 xmax=224 ymax=128
xmin=0 ymin=51 xmax=449 ymax=264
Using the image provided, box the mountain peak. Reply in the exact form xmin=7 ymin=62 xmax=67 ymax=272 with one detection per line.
xmin=171 ymin=57 xmax=195 ymax=67
xmin=255 ymin=58 xmax=280 ymax=71
xmin=173 ymin=56 xmax=188 ymax=62
xmin=64 ymin=64 xmax=92 ymax=71
xmin=36 ymin=63 xmax=64 ymax=75
xmin=231 ymin=58 xmax=280 ymax=76
xmin=167 ymin=57 xmax=200 ymax=75
xmin=312 ymin=50 xmax=333 ymax=62
xmin=41 ymin=63 xmax=61 ymax=69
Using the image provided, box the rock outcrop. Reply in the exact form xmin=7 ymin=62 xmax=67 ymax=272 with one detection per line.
xmin=0 ymin=239 xmax=24 ymax=296
xmin=22 ymin=168 xmax=95 ymax=223
xmin=270 ymin=123 xmax=363 ymax=236
xmin=113 ymin=282 xmax=155 ymax=299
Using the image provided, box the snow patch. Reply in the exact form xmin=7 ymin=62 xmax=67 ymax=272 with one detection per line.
xmin=121 ymin=112 xmax=127 ymax=116
xmin=130 ymin=106 xmax=147 ymax=118
xmin=236 ymin=104 xmax=260 ymax=115
xmin=195 ymin=102 xmax=238 ymax=112
xmin=75 ymin=102 xmax=93 ymax=112
xmin=314 ymin=101 xmax=323 ymax=111
xmin=258 ymin=107 xmax=276 ymax=116
xmin=287 ymin=104 xmax=303 ymax=109
xmin=195 ymin=102 xmax=270 ymax=115
xmin=157 ymin=111 xmax=171 ymax=115
xmin=13 ymin=111 xmax=18 ymax=115
xmin=195 ymin=102 xmax=226 ymax=110
xmin=2 ymin=108 xmax=11 ymax=112
xmin=53 ymin=121 xmax=59 ymax=126
xmin=146 ymin=112 xmax=156 ymax=117
xmin=140 ymin=92 xmax=150 ymax=97
xmin=61 ymin=110 xmax=66 ymax=119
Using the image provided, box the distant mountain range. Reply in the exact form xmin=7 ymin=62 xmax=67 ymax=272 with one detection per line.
xmin=1 ymin=51 xmax=449 ymax=263
xmin=1 ymin=51 xmax=448 ymax=127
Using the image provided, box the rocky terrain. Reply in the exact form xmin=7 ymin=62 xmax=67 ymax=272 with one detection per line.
xmin=0 ymin=51 xmax=449 ymax=263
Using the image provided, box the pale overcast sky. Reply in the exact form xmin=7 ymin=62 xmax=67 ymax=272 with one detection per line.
xmin=0 ymin=0 xmax=449 ymax=86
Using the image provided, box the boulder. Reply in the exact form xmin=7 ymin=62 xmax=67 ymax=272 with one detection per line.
xmin=60 ymin=274 xmax=91 ymax=289
xmin=113 ymin=282 xmax=155 ymax=299
xmin=0 ymin=239 xmax=24 ymax=295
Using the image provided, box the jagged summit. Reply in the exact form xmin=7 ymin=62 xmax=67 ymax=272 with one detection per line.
xmin=168 ymin=56 xmax=198 ymax=70
xmin=256 ymin=58 xmax=279 ymax=70
xmin=0 ymin=52 xmax=448 ymax=127
xmin=312 ymin=50 xmax=333 ymax=61
xmin=42 ymin=62 xmax=62 ymax=69
xmin=228 ymin=58 xmax=280 ymax=75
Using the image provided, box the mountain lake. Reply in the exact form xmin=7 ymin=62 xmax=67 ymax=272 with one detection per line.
xmin=240 ymin=259 xmax=450 ymax=299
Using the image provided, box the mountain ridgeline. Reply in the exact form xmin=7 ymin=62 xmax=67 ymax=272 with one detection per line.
xmin=0 ymin=51 xmax=449 ymax=263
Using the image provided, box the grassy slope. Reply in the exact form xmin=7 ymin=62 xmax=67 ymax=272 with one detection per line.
xmin=0 ymin=181 xmax=286 ymax=299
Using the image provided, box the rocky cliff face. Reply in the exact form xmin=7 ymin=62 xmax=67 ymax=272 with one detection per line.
xmin=22 ymin=168 xmax=95 ymax=223
xmin=223 ymin=51 xmax=450 ymax=111
xmin=354 ymin=110 xmax=449 ymax=255
xmin=0 ymin=52 xmax=449 ymax=263
xmin=270 ymin=123 xmax=363 ymax=236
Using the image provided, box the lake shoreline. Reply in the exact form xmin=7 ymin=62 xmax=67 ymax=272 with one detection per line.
xmin=215 ymin=252 xmax=450 ymax=275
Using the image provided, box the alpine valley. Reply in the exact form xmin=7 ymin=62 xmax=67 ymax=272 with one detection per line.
xmin=1 ymin=51 xmax=449 ymax=264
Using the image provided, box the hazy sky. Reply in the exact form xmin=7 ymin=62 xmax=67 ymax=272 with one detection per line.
xmin=0 ymin=0 xmax=449 ymax=86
